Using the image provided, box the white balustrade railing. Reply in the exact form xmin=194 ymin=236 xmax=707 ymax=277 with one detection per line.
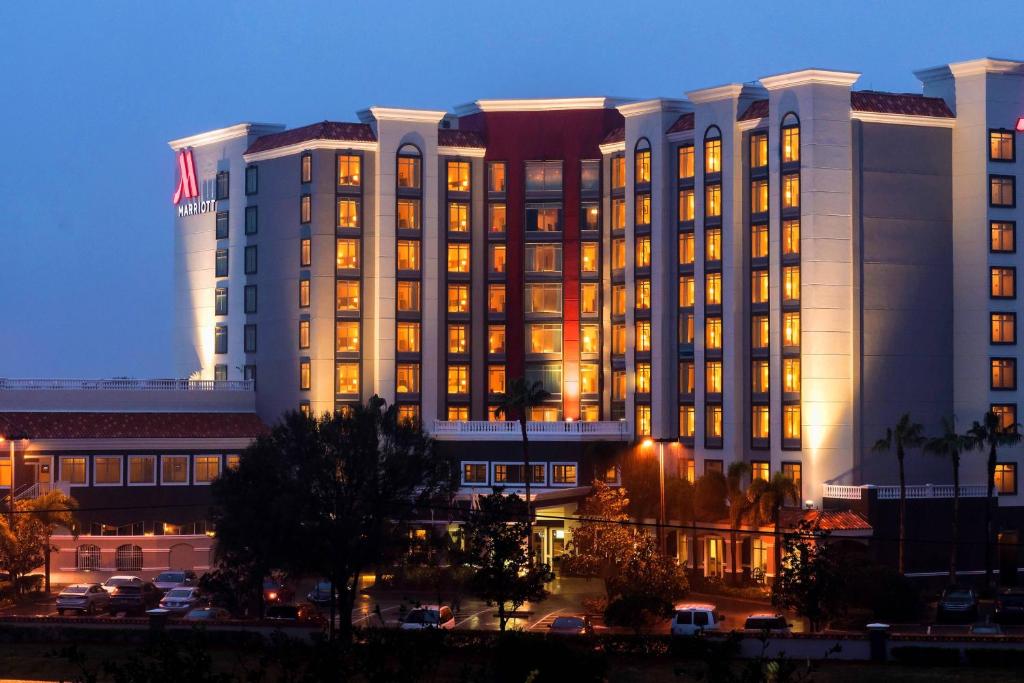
xmin=432 ymin=420 xmax=630 ymax=438
xmin=821 ymin=484 xmax=865 ymax=500
xmin=826 ymin=483 xmax=991 ymax=500
xmin=15 ymin=480 xmax=71 ymax=501
xmin=0 ymin=378 xmax=253 ymax=392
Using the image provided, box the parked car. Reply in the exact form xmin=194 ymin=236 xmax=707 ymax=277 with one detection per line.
xmin=263 ymin=578 xmax=294 ymax=604
xmin=100 ymin=575 xmax=143 ymax=594
xmin=671 ymin=603 xmax=724 ymax=637
xmin=400 ymin=605 xmax=456 ymax=630
xmin=994 ymin=588 xmax=1024 ymax=624
xmin=548 ymin=615 xmax=594 ymax=636
xmin=184 ymin=607 xmax=232 ymax=621
xmin=742 ymin=613 xmax=791 ymax=633
xmin=56 ymin=583 xmax=110 ymax=615
xmin=306 ymin=580 xmax=333 ymax=605
xmin=265 ymin=603 xmax=326 ymax=626
xmin=158 ymin=587 xmax=204 ymax=616
xmin=108 ymin=582 xmax=161 ymax=615
xmin=937 ymin=586 xmax=978 ymax=623
xmin=152 ymin=570 xmax=197 ymax=594
xmin=970 ymin=622 xmax=1003 ymax=636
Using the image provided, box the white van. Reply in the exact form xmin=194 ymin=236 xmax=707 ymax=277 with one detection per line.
xmin=671 ymin=603 xmax=724 ymax=637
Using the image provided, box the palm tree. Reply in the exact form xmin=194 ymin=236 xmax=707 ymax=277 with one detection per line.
xmin=925 ymin=417 xmax=974 ymax=584
xmin=26 ymin=490 xmax=78 ymax=594
xmin=968 ymin=411 xmax=1022 ymax=589
xmin=747 ymin=473 xmax=800 ymax=583
xmin=872 ymin=414 xmax=926 ymax=575
xmin=495 ymin=377 xmax=551 ymax=561
xmin=726 ymin=462 xmax=751 ymax=585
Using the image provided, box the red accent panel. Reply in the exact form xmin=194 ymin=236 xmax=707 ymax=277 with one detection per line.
xmin=460 ymin=108 xmax=623 ymax=417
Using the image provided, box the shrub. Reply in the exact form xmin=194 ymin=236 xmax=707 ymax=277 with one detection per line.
xmin=890 ymin=646 xmax=960 ymax=666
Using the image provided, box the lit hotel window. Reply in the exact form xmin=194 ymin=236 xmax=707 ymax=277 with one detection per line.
xmin=448 ymin=202 xmax=470 ymax=232
xmin=553 ymin=464 xmax=577 ymax=485
xmin=336 ymin=238 xmax=360 ymax=269
xmin=525 ymin=243 xmax=562 ymax=273
xmin=300 ymin=360 xmax=311 ymax=390
xmin=611 ymin=239 xmax=626 ymax=271
xmin=995 ymin=463 xmax=1018 ymax=495
xmin=298 ymin=320 xmax=310 ymax=349
xmin=488 ymin=325 xmax=506 ymax=354
xmin=488 ymin=365 xmax=506 ymax=394
xmin=580 ymin=363 xmax=599 ymax=394
xmin=752 ymin=405 xmax=769 ymax=440
xmin=751 ymin=179 xmax=768 ymax=214
xmin=611 ymin=156 xmax=626 ymax=189
xmin=678 ymin=145 xmax=694 ymax=179
xmin=783 ymin=266 xmax=801 ymax=302
xmin=704 ymin=134 xmax=721 ymax=174
xmin=612 ymin=324 xmax=626 ymax=355
xmin=488 ymin=285 xmax=506 ymax=314
xmin=300 ymin=153 xmax=312 ymax=183
xmin=706 ymin=272 xmax=722 ymax=306
xmin=680 ymin=360 xmax=695 ymax=394
xmin=992 ymin=358 xmax=1017 ymax=390
xmin=783 ymin=312 xmax=800 ymax=347
xmin=488 ymin=204 xmax=506 ymax=233
xmin=299 ymin=280 xmax=310 ymax=308
xmin=580 ymin=283 xmax=598 ymax=315
xmin=447 ymin=243 xmax=470 ymax=274
xmin=992 ymin=313 xmax=1016 ymax=344
xmin=490 ymin=244 xmax=507 ymax=273
xmin=526 ymin=283 xmax=562 ymax=314
xmin=300 ymin=238 xmax=311 ymax=267
xmin=782 ymin=174 xmax=800 ymax=209
xmin=679 ymin=188 xmax=695 ymax=222
xmin=300 ymin=194 xmax=311 ymax=224
xmin=525 ymin=161 xmax=562 ymax=192
xmin=336 ymin=280 xmax=359 ymax=311
xmin=448 ymin=324 xmax=468 ymax=354
xmin=991 ymin=175 xmax=1016 ymax=207
xmin=636 ymin=194 xmax=651 ymax=226
xmin=636 ymin=362 xmax=651 ymax=394
xmin=397 ymin=240 xmax=420 ymax=272
xmin=783 ymin=220 xmax=800 ymax=255
xmin=783 ymin=462 xmax=802 ymax=499
xmin=488 ymin=162 xmax=506 ymax=192
xmin=635 ymin=147 xmax=651 ymax=184
xmin=448 ymin=405 xmax=469 ymax=421
xmin=750 ymin=133 xmax=768 ymax=168
xmin=397 ymin=154 xmax=420 ymax=189
xmin=784 ymin=357 xmax=801 ymax=393
xmin=612 ymin=370 xmax=626 ymax=401
xmin=447 ymin=365 xmax=469 ymax=395
xmin=992 ymin=404 xmax=1018 ymax=432
xmin=752 ymin=461 xmax=770 ymax=481
xmin=94 ymin=456 xmax=122 ymax=485
xmin=398 ymin=405 xmax=420 ymax=424
xmin=194 ymin=456 xmax=221 ymax=484
xmin=752 ymin=360 xmax=769 ymax=394
xmin=528 ymin=323 xmax=562 ymax=354
xmin=636 ymin=280 xmax=651 ymax=310
xmin=706 ymin=228 xmax=721 ymax=262
xmin=991 ymin=130 xmax=1016 ymax=162
xmin=706 ymin=404 xmax=723 ymax=439
xmin=705 ymin=184 xmax=722 ymax=218
xmin=396 ymin=363 xmax=419 ymax=393
xmin=782 ymin=124 xmax=800 ymax=163
xmin=337 ymin=198 xmax=359 ymax=228
xmin=636 ymin=404 xmax=652 ymax=436
xmin=705 ymin=360 xmax=722 ymax=393
xmin=992 ymin=221 xmax=1016 ymax=253
xmin=335 ymin=321 xmax=360 ymax=353
xmin=681 ymin=313 xmax=694 ymax=344
xmin=751 ymin=224 xmax=768 ymax=259
xmin=397 ymin=281 xmax=420 ymax=312
xmin=679 ymin=404 xmax=695 ymax=438
xmin=396 ymin=322 xmax=420 ymax=353
xmin=397 ymin=199 xmax=421 ymax=230
xmin=581 ymin=243 xmax=599 ymax=274
xmin=636 ymin=237 xmax=651 ymax=269
xmin=705 ymin=317 xmax=722 ymax=350
xmin=680 ymin=275 xmax=695 ymax=308
xmin=448 ymin=284 xmax=470 ymax=313
xmin=679 ymin=232 xmax=694 ymax=264
xmin=447 ymin=161 xmax=470 ymax=192
xmin=612 ymin=198 xmax=626 ymax=230
xmin=338 ymin=154 xmax=361 ymax=186
xmin=752 ymin=270 xmax=768 ymax=304
xmin=783 ymin=405 xmax=801 ymax=441
xmin=582 ymin=202 xmax=600 ymax=230
xmin=992 ymin=267 xmax=1016 ymax=298
xmin=636 ymin=320 xmax=651 ymax=352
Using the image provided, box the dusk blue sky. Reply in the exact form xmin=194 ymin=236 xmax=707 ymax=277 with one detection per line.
xmin=0 ymin=1 xmax=1020 ymax=378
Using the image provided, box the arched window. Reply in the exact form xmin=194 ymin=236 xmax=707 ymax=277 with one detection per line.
xmin=115 ymin=544 xmax=143 ymax=572
xmin=634 ymin=138 xmax=652 ymax=184
xmin=781 ymin=113 xmax=800 ymax=163
xmin=703 ymin=126 xmax=722 ymax=174
xmin=76 ymin=544 xmax=100 ymax=571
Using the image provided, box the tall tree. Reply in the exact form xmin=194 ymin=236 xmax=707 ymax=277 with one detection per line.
xmin=872 ymin=414 xmax=926 ymax=575
xmin=925 ymin=417 xmax=974 ymax=584
xmin=25 ymin=491 xmax=78 ymax=594
xmin=771 ymin=521 xmax=844 ymax=632
xmin=726 ymin=462 xmax=752 ymax=585
xmin=0 ymin=501 xmax=46 ymax=593
xmin=748 ymin=473 xmax=800 ymax=584
xmin=461 ymin=491 xmax=551 ymax=631
xmin=968 ymin=411 xmax=1022 ymax=589
xmin=211 ymin=398 xmax=455 ymax=640
xmin=494 ymin=377 xmax=551 ymax=561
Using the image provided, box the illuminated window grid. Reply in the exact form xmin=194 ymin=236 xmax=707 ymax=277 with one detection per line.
xmin=336 ymin=151 xmax=363 ymax=411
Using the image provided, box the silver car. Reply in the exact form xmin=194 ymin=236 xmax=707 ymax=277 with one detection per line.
xmin=158 ymin=587 xmax=203 ymax=616
xmin=152 ymin=570 xmax=197 ymax=594
xmin=57 ymin=583 xmax=110 ymax=615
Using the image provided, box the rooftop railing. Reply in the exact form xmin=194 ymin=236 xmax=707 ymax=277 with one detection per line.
xmin=823 ymin=483 xmax=990 ymax=501
xmin=431 ymin=419 xmax=631 ymax=440
xmin=0 ymin=378 xmax=253 ymax=392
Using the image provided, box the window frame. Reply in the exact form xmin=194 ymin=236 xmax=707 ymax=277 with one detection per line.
xmin=991 ymin=220 xmax=1017 ymax=254
xmin=461 ymin=461 xmax=489 ymax=487
xmin=992 ymin=357 xmax=1018 ymax=391
xmin=995 ymin=462 xmax=1018 ymax=496
xmin=92 ymin=455 xmax=123 ymax=487
xmin=59 ymin=456 xmax=88 ymax=486
xmin=160 ymin=455 xmax=190 ymax=487
xmin=244 ymin=165 xmax=258 ymax=195
xmin=126 ymin=455 xmax=157 ymax=487
xmin=193 ymin=454 xmax=222 ymax=486
xmin=991 ymin=312 xmax=1017 ymax=345
xmin=989 ymin=129 xmax=1017 ymax=163
xmin=990 ymin=174 xmax=1017 ymax=208
xmin=550 ymin=461 xmax=579 ymax=487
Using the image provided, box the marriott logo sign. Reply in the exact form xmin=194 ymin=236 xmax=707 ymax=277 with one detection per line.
xmin=173 ymin=148 xmax=218 ymax=217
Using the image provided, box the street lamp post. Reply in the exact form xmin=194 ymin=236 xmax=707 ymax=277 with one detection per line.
xmin=642 ymin=437 xmax=673 ymax=554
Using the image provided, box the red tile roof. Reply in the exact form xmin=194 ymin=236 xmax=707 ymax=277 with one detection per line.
xmin=601 ymin=127 xmax=625 ymax=144
xmin=738 ymin=99 xmax=769 ymax=121
xmin=667 ymin=113 xmax=694 ymax=134
xmin=0 ymin=413 xmax=267 ymax=440
xmin=851 ymin=91 xmax=954 ymax=118
xmin=780 ymin=508 xmax=872 ymax=532
xmin=245 ymin=121 xmax=376 ymax=154
xmin=438 ymin=129 xmax=486 ymax=148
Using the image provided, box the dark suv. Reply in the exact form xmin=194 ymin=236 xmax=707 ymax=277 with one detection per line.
xmin=936 ymin=586 xmax=978 ymax=623
xmin=995 ymin=588 xmax=1024 ymax=624
xmin=108 ymin=582 xmax=161 ymax=615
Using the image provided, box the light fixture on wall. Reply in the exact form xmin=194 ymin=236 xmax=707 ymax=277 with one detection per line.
xmin=1017 ymin=117 xmax=1024 ymax=132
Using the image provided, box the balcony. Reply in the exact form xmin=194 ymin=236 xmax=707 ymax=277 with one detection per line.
xmin=824 ymin=483 xmax=990 ymax=501
xmin=431 ymin=420 xmax=631 ymax=441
